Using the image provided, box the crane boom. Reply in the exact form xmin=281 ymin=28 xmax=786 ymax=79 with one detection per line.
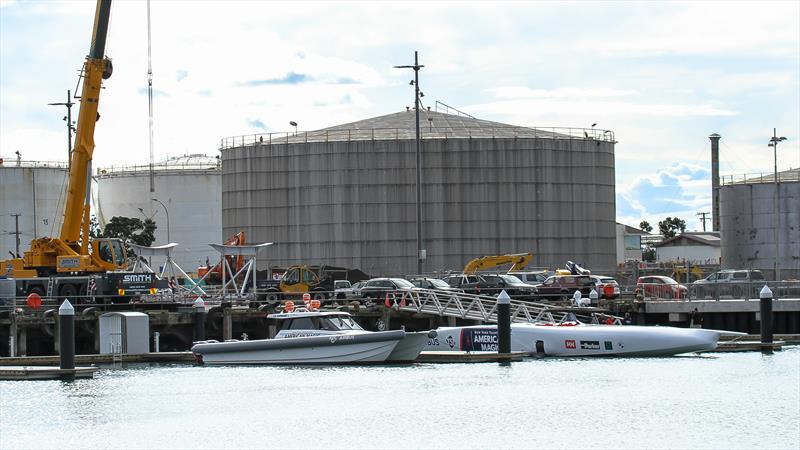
xmin=60 ymin=0 xmax=113 ymax=244
xmin=462 ymin=253 xmax=533 ymax=275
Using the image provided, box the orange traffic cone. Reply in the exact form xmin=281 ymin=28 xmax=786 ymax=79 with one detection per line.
xmin=384 ymin=292 xmax=391 ymax=307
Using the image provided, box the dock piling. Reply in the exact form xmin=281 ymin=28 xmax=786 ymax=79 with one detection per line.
xmin=58 ymin=300 xmax=75 ymax=376
xmin=497 ymin=290 xmax=511 ymax=354
xmin=193 ymin=297 xmax=206 ymax=341
xmin=759 ymin=285 xmax=774 ymax=354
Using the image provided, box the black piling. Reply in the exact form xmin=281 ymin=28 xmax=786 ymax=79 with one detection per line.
xmin=497 ymin=290 xmax=511 ymax=354
xmin=58 ymin=300 xmax=75 ymax=379
xmin=194 ymin=297 xmax=206 ymax=341
xmin=759 ymin=285 xmax=774 ymax=354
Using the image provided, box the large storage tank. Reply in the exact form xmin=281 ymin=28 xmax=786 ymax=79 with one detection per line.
xmin=221 ymin=110 xmax=617 ymax=276
xmin=0 ymin=160 xmax=69 ymax=257
xmin=719 ymin=168 xmax=800 ymax=280
xmin=94 ymin=155 xmax=222 ymax=272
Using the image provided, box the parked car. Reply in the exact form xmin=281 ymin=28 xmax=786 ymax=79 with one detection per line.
xmin=350 ymin=281 xmax=366 ymax=297
xmin=461 ymin=274 xmax=538 ymax=299
xmin=408 ymin=277 xmax=463 ymax=293
xmin=589 ymin=275 xmax=621 ymax=300
xmin=533 ymin=275 xmax=594 ymax=300
xmin=508 ymin=271 xmax=551 ymax=285
xmin=444 ymin=274 xmax=486 ymax=289
xmin=635 ymin=276 xmax=687 ymax=300
xmin=334 ymin=280 xmax=357 ymax=300
xmin=359 ymin=277 xmax=417 ymax=300
xmin=693 ymin=269 xmax=765 ymax=299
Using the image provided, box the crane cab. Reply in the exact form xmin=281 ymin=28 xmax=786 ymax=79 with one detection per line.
xmin=54 ymin=238 xmax=127 ymax=273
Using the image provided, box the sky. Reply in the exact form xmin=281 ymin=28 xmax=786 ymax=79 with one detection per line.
xmin=1 ymin=1 xmax=798 ymax=232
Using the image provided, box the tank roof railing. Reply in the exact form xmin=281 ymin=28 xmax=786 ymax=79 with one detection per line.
xmin=0 ymin=159 xmax=69 ymax=169
xmin=219 ymin=126 xmax=616 ymax=151
xmin=721 ymin=170 xmax=800 ymax=186
xmin=95 ymin=158 xmax=221 ymax=177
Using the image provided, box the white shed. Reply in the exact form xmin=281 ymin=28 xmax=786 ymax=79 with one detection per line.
xmin=99 ymin=312 xmax=150 ymax=355
xmin=654 ymin=233 xmax=721 ymax=265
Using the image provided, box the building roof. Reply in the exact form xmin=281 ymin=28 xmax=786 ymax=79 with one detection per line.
xmin=653 ymin=232 xmax=720 ymax=248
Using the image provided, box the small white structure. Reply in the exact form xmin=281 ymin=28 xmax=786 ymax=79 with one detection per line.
xmin=99 ymin=312 xmax=150 ymax=355
xmin=654 ymin=233 xmax=721 ymax=265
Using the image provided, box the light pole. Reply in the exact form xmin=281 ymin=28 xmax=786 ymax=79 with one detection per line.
xmin=768 ymin=129 xmax=787 ymax=281
xmin=394 ymin=51 xmax=425 ymax=274
xmin=151 ymin=198 xmax=170 ymax=244
xmin=289 ymin=121 xmax=298 ymax=136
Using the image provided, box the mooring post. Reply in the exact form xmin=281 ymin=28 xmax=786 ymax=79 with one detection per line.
xmin=222 ymin=302 xmax=233 ymax=341
xmin=58 ymin=299 xmax=75 ymax=376
xmin=759 ymin=285 xmax=774 ymax=354
xmin=193 ymin=297 xmax=206 ymax=341
xmin=589 ymin=288 xmax=599 ymax=307
xmin=153 ymin=331 xmax=160 ymax=353
xmin=497 ymin=290 xmax=511 ymax=354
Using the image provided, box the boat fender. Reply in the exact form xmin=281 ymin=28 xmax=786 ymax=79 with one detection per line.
xmin=41 ymin=308 xmax=56 ymax=337
xmin=81 ymin=307 xmax=100 ymax=334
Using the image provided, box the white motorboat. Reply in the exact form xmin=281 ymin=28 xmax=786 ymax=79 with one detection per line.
xmin=387 ymin=330 xmax=437 ymax=363
xmin=424 ymin=322 xmax=742 ymax=357
xmin=192 ymin=309 xmax=405 ymax=365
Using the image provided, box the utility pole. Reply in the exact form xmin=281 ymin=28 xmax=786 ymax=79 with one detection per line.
xmin=768 ymin=129 xmax=787 ymax=281
xmin=10 ymin=213 xmax=21 ymax=257
xmin=394 ymin=51 xmax=425 ymax=274
xmin=48 ymin=90 xmax=75 ymax=170
xmin=696 ymin=212 xmax=710 ymax=232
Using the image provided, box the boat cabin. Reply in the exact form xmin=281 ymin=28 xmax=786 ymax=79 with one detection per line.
xmin=269 ymin=311 xmax=364 ymax=332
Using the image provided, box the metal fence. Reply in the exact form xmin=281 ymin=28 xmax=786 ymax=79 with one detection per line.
xmin=0 ymin=159 xmax=69 ymax=169
xmin=219 ymin=126 xmax=616 ymax=150
xmin=720 ymin=171 xmax=800 ymax=185
xmin=633 ymin=280 xmax=800 ymax=301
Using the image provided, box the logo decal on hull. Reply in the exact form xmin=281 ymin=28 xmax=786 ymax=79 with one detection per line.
xmin=580 ymin=340 xmax=600 ymax=350
xmin=604 ymin=341 xmax=613 ymax=350
xmin=446 ymin=335 xmax=455 ymax=349
xmin=565 ymin=339 xmax=576 ymax=349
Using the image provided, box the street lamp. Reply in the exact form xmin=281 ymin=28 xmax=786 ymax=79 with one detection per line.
xmin=768 ymin=129 xmax=787 ymax=281
xmin=289 ymin=121 xmax=298 ymax=136
xmin=151 ymin=198 xmax=170 ymax=244
xmin=394 ymin=50 xmax=425 ymax=274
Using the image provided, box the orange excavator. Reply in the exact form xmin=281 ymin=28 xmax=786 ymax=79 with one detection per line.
xmin=197 ymin=231 xmax=245 ymax=283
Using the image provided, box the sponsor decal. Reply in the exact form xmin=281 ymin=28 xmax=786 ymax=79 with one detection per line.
xmin=604 ymin=341 xmax=613 ymax=351
xmin=329 ymin=335 xmax=354 ymax=344
xmin=580 ymin=340 xmax=601 ymax=350
xmin=460 ymin=329 xmax=498 ymax=351
xmin=446 ymin=335 xmax=455 ymax=349
xmin=565 ymin=339 xmax=577 ymax=349
xmin=618 ymin=342 xmax=625 ymax=349
xmin=426 ymin=338 xmax=440 ymax=346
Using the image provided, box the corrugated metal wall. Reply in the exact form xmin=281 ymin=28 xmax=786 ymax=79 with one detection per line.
xmin=720 ymin=181 xmax=800 ymax=279
xmin=222 ymin=136 xmax=616 ymax=276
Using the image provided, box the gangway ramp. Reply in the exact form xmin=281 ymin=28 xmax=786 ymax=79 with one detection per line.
xmin=396 ymin=289 xmax=612 ymax=324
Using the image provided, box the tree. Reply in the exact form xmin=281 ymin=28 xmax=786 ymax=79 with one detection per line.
xmin=639 ymin=221 xmax=653 ymax=233
xmin=99 ymin=216 xmax=157 ymax=255
xmin=658 ymin=217 xmax=686 ymax=238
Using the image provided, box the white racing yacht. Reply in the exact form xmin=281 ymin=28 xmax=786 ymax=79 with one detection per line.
xmin=192 ymin=304 xmax=433 ymax=364
xmin=425 ymin=321 xmax=742 ymax=357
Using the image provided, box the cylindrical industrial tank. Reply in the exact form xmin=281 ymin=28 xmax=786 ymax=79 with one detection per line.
xmin=221 ymin=110 xmax=617 ymax=276
xmin=0 ymin=160 xmax=69 ymax=257
xmin=719 ymin=169 xmax=800 ymax=280
xmin=94 ymin=155 xmax=221 ymax=273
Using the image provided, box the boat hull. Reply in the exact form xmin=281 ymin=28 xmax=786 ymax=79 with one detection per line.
xmin=192 ymin=330 xmax=404 ymax=365
xmin=424 ymin=324 xmax=723 ymax=357
xmin=386 ymin=331 xmax=435 ymax=362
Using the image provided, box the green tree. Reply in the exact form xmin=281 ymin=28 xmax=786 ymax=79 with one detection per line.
xmin=639 ymin=220 xmax=653 ymax=233
xmin=99 ymin=216 xmax=157 ymax=255
xmin=658 ymin=216 xmax=686 ymax=238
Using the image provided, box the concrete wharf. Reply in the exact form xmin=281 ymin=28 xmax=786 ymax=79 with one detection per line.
xmin=1 ymin=289 xmax=798 ymax=358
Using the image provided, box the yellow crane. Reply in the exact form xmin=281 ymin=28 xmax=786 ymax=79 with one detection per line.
xmin=2 ymin=0 xmax=129 ymax=298
xmin=462 ymin=253 xmax=533 ymax=275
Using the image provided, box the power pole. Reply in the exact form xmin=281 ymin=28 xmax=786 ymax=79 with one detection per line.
xmin=48 ymin=90 xmax=75 ymax=170
xmin=697 ymin=212 xmax=711 ymax=232
xmin=10 ymin=213 xmax=21 ymax=257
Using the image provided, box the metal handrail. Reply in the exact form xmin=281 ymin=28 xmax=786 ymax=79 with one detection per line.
xmin=95 ymin=160 xmax=221 ymax=176
xmin=720 ymin=171 xmax=800 ymax=185
xmin=218 ymin=126 xmax=616 ymax=150
xmin=0 ymin=159 xmax=69 ymax=169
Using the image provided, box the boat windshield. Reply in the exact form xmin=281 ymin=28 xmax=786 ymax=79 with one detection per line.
xmin=322 ymin=315 xmax=364 ymax=331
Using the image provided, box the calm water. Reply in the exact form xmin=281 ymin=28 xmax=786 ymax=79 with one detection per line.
xmin=2 ymin=348 xmax=799 ymax=449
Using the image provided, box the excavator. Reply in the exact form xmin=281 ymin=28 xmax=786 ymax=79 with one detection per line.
xmin=462 ymin=253 xmax=533 ymax=274
xmin=197 ymin=232 xmax=246 ymax=283
xmin=2 ymin=0 xmax=149 ymax=300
